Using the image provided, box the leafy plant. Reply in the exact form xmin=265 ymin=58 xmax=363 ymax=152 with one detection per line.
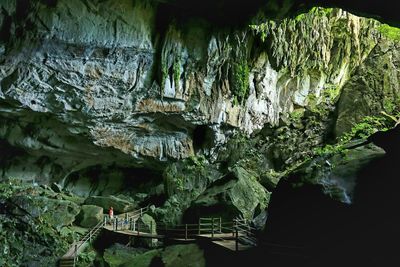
xmin=231 ymin=60 xmax=250 ymax=105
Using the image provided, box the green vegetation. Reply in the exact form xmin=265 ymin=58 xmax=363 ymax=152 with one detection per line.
xmin=173 ymin=56 xmax=181 ymax=88
xmin=378 ymin=24 xmax=400 ymax=41
xmin=0 ymin=179 xmax=83 ymax=267
xmin=249 ymin=22 xmax=274 ymax=42
xmin=314 ymin=112 xmax=399 ymax=158
xmin=231 ymin=60 xmax=250 ymax=105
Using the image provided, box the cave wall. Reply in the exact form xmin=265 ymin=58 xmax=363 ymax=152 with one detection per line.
xmin=0 ymin=0 xmax=398 ymax=192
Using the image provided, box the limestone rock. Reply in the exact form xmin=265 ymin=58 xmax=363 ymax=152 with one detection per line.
xmin=84 ymin=195 xmax=135 ymax=214
xmin=335 ymin=41 xmax=400 ymax=137
xmin=192 ymin=166 xmax=270 ymax=221
xmin=0 ymin=3 xmax=395 ymax=188
xmin=298 ymin=143 xmax=386 ymax=203
xmin=76 ymin=205 xmax=103 ymax=228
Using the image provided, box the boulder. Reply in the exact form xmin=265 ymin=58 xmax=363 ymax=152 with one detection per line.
xmin=122 ymin=249 xmax=162 ymax=267
xmin=137 ymin=214 xmax=158 ymax=248
xmin=103 ymin=244 xmax=148 ymax=267
xmin=76 ymin=205 xmax=104 ymax=228
xmin=11 ymin=195 xmax=80 ymax=230
xmin=188 ymin=166 xmax=270 ymax=221
xmin=120 ymin=244 xmax=205 ymax=267
xmin=84 ymin=195 xmax=136 ymax=214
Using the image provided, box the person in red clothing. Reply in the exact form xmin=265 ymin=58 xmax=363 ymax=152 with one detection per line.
xmin=108 ymin=207 xmax=114 ymax=224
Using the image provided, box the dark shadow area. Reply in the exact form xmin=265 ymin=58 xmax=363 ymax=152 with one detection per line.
xmin=64 ymin=165 xmax=165 ymax=202
xmin=253 ymin=125 xmax=400 ymax=266
xmin=154 ymin=0 xmax=399 ymax=29
xmin=183 ymin=203 xmax=238 ymax=224
xmin=192 ymin=125 xmax=215 ymax=153
xmin=0 ymin=139 xmax=26 ymax=165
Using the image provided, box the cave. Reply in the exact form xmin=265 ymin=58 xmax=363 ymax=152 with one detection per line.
xmin=192 ymin=125 xmax=215 ymax=153
xmin=0 ymin=0 xmax=399 ymax=266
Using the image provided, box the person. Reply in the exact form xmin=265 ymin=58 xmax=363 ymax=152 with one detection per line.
xmin=108 ymin=207 xmax=114 ymax=224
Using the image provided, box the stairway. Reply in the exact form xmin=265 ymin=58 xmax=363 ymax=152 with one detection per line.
xmin=59 ymin=257 xmax=74 ymax=267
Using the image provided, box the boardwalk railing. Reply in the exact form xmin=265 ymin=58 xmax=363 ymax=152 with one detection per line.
xmin=62 ymin=212 xmax=258 ymax=267
xmin=233 ymin=218 xmax=257 ymax=250
xmin=60 ymin=206 xmax=149 ymax=267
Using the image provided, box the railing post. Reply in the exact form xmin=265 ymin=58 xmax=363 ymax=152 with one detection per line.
xmin=116 ymin=218 xmax=118 ymax=231
xmin=211 ymin=218 xmax=214 ymax=238
xmin=185 ymin=224 xmax=188 ymax=240
xmin=219 ymin=217 xmax=222 ymax=233
xmin=133 ymin=219 xmax=136 ymax=232
xmin=74 ymin=243 xmax=78 ymax=264
xmin=89 ymin=231 xmax=92 ymax=242
xmin=104 ymin=216 xmax=107 ymax=226
xmin=235 ymin=228 xmax=239 ymax=251
xmin=140 ymin=208 xmax=143 ymax=217
xmin=150 ymin=220 xmax=153 ymax=234
xmin=137 ymin=220 xmax=140 ymax=236
xmin=198 ymin=218 xmax=201 ymax=235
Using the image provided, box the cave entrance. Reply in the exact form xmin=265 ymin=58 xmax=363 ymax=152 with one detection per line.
xmin=192 ymin=125 xmax=215 ymax=153
xmin=64 ymin=165 xmax=166 ymax=206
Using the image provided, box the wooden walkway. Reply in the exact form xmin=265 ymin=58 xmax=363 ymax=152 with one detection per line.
xmin=59 ymin=207 xmax=257 ymax=267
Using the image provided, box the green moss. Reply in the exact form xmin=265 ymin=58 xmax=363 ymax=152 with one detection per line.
xmin=383 ymin=98 xmax=396 ymax=113
xmin=314 ymin=113 xmax=399 ymax=158
xmin=231 ymin=60 xmax=250 ymax=105
xmin=123 ymin=249 xmax=162 ymax=267
xmin=249 ymin=22 xmax=274 ymax=42
xmin=378 ymin=24 xmax=400 ymax=41
xmin=173 ymin=57 xmax=181 ymax=88
xmin=290 ymin=108 xmax=305 ymax=121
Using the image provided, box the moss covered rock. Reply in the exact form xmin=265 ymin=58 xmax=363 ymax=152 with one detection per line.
xmin=122 ymin=249 xmax=162 ymax=267
xmin=115 ymin=244 xmax=204 ymax=267
xmin=335 ymin=41 xmax=400 ymax=137
xmin=192 ymin=166 xmax=269 ymax=221
xmin=11 ymin=195 xmax=80 ymax=230
xmin=103 ymin=244 xmax=148 ymax=267
xmin=84 ymin=195 xmax=136 ymax=214
xmin=162 ymin=244 xmax=205 ymax=267
xmin=294 ymin=143 xmax=385 ymax=203
xmin=137 ymin=214 xmax=158 ymax=247
xmin=76 ymin=205 xmax=104 ymax=228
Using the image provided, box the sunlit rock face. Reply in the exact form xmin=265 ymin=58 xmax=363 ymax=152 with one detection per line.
xmin=0 ymin=0 xmax=398 ymax=183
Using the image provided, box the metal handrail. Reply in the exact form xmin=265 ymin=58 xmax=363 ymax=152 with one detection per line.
xmin=64 ymin=206 xmax=149 ymax=266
